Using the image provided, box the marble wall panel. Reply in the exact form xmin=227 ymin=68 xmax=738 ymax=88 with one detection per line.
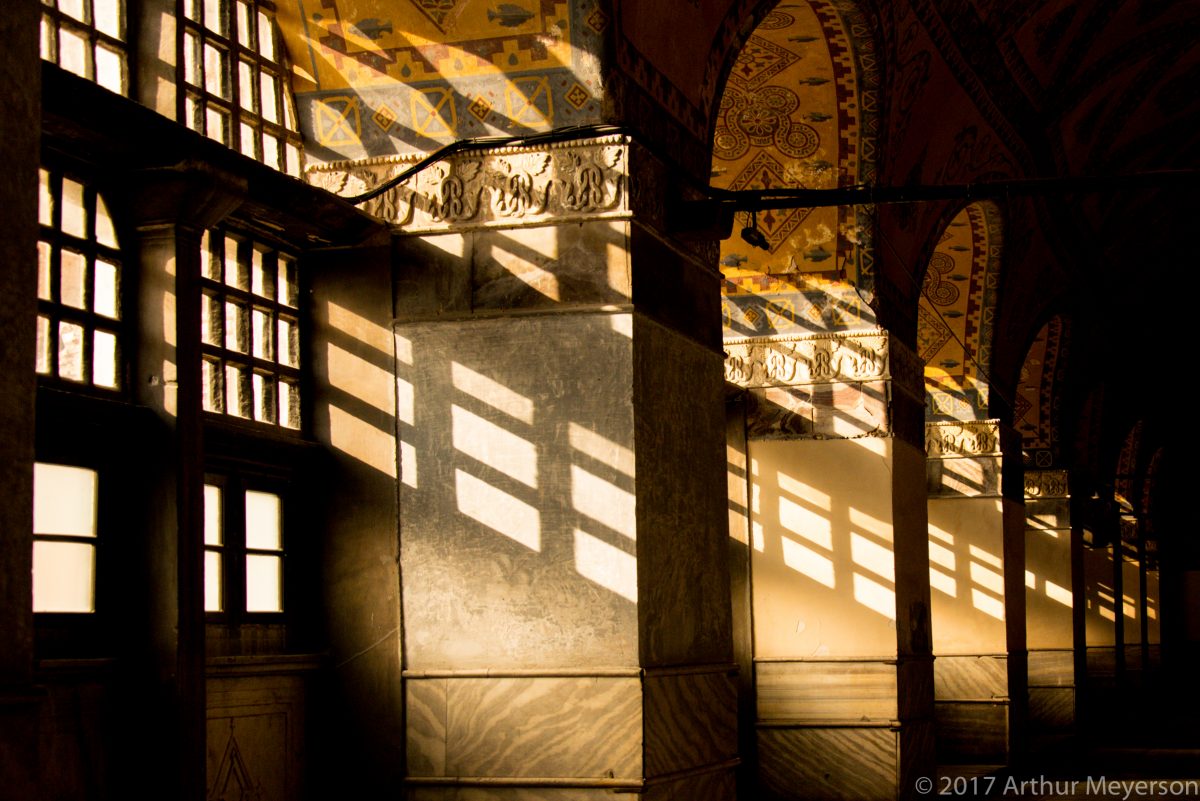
xmin=756 ymin=661 xmax=897 ymax=722
xmin=643 ymin=768 xmax=737 ymax=801
xmin=643 ymin=669 xmax=738 ymax=777
xmin=407 ymin=676 xmax=643 ymax=780
xmin=1028 ymin=687 xmax=1074 ymax=732
xmin=934 ymin=702 xmax=1008 ymax=763
xmin=934 ymin=655 xmax=1008 ymax=700
xmin=758 ymin=726 xmax=897 ymax=801
xmin=1027 ymin=650 xmax=1074 ymax=687
xmin=409 ymin=788 xmax=641 ymax=801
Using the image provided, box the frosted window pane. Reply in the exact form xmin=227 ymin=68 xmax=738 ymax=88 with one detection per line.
xmin=277 ymin=316 xmax=297 ymax=367
xmin=183 ymin=0 xmax=198 ymax=22
xmin=203 ymin=0 xmax=225 ymax=35
xmin=37 ymin=241 xmax=52 ymax=300
xmin=58 ymin=321 xmax=85 ymax=381
xmin=257 ymin=10 xmax=275 ymax=61
xmin=39 ymin=169 xmax=52 ymax=226
xmin=224 ymin=235 xmax=245 ymax=288
xmin=239 ymin=121 xmax=256 ymax=158
xmin=201 ymin=293 xmax=220 ymax=345
xmin=95 ymin=195 xmax=118 ymax=247
xmin=205 ymin=106 xmax=228 ymax=144
xmin=93 ymin=329 xmax=117 ymax=388
xmin=185 ymin=95 xmax=201 ymax=132
xmin=41 ymin=16 xmax=54 ymax=60
xmin=236 ymin=0 xmax=252 ymax=47
xmin=225 ymin=301 xmax=246 ymax=352
xmin=59 ymin=0 xmax=85 ymax=23
xmin=260 ymin=73 xmax=277 ymax=123
xmin=183 ymin=30 xmax=200 ymax=86
xmin=277 ymin=256 xmax=296 ymax=306
xmin=251 ymin=308 xmax=272 ymax=359
xmin=238 ymin=60 xmax=254 ymax=111
xmin=34 ymin=463 xmax=97 ymax=536
xmin=225 ymin=363 xmax=249 ymax=417
xmin=252 ymin=372 xmax=275 ymax=423
xmin=203 ymin=43 xmax=227 ymax=98
xmin=205 ymin=551 xmax=223 ymax=611
xmin=59 ymin=27 xmax=88 ymax=78
xmin=60 ymin=250 xmax=86 ymax=308
xmin=285 ymin=143 xmax=301 ymax=177
xmin=95 ymin=45 xmax=124 ymax=94
xmin=94 ymin=0 xmax=122 ymax=38
xmin=204 ymin=484 xmax=222 ymax=544
xmin=262 ymin=133 xmax=279 ymax=170
xmin=245 ymin=491 xmax=280 ymax=549
xmin=279 ymin=380 xmax=299 ymax=429
xmin=250 ymin=248 xmax=266 ymax=296
xmin=245 ymin=554 xmax=281 ymax=612
xmin=36 ymin=316 xmax=51 ymax=374
xmin=61 ymin=178 xmax=86 ymax=238
xmin=94 ymin=258 xmax=118 ymax=318
xmin=33 ymin=541 xmax=95 ymax=613
xmin=202 ymin=358 xmax=222 ymax=412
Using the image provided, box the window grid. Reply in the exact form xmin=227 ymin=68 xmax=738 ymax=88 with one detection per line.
xmin=200 ymin=228 xmax=302 ymax=430
xmin=40 ymin=0 xmax=128 ymax=95
xmin=204 ymin=478 xmax=286 ymax=617
xmin=180 ymin=0 xmax=305 ymax=177
xmin=33 ymin=463 xmax=99 ymax=614
xmin=37 ymin=168 xmax=125 ymax=392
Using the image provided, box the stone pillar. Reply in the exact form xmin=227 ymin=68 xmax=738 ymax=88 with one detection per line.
xmin=0 ymin=1 xmax=41 ymax=797
xmin=1119 ymin=515 xmax=1144 ymax=682
xmin=1082 ymin=537 xmax=1118 ymax=709
xmin=383 ymin=137 xmax=737 ymax=800
xmin=1023 ymin=469 xmax=1075 ymax=748
xmin=925 ymin=421 xmax=1027 ymax=766
xmin=724 ymin=329 xmax=935 ymax=801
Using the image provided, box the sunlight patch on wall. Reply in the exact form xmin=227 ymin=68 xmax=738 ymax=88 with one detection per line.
xmin=396 ymin=377 xmax=414 ymax=425
xmin=969 ymin=561 xmax=1004 ymax=595
xmin=609 ymin=313 xmax=633 ymax=338
xmin=781 ymin=535 xmax=835 ymax=588
xmin=328 ymin=300 xmax=392 ymax=356
xmin=400 ymin=439 xmax=417 ymax=488
xmin=752 ymin=521 xmax=765 ymax=552
xmin=452 ymin=404 xmax=538 ymax=488
xmin=853 ymin=573 xmax=895 ymax=618
xmin=972 ymin=588 xmax=1005 ymax=620
xmin=778 ymin=495 xmax=832 ymax=550
xmin=849 ymin=507 xmax=891 ymax=543
xmin=451 ymin=361 xmax=534 ymax=424
xmin=455 ymin=468 xmax=540 ymax=551
xmin=328 ymin=404 xmax=396 ymax=477
xmin=929 ymin=540 xmax=955 ymax=571
xmin=574 ymin=528 xmax=637 ymax=603
xmin=1044 ymin=580 xmax=1072 ymax=608
xmin=850 ymin=533 xmax=893 ymax=582
xmin=1026 ymin=570 xmax=1037 ymax=589
xmin=569 ymin=422 xmax=634 ymax=477
xmin=930 ymin=567 xmax=957 ymax=598
xmin=777 ymin=471 xmax=830 ymax=512
xmin=571 ymin=465 xmax=635 ymax=540
xmin=395 ymin=333 xmax=413 ymax=366
xmin=327 ymin=342 xmax=394 ymax=414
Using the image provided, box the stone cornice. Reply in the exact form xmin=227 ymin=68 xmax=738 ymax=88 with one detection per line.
xmin=1024 ymin=469 xmax=1070 ymax=499
xmin=925 ymin=420 xmax=1002 ymax=458
xmin=307 ymin=136 xmax=630 ymax=232
xmin=724 ymin=329 xmax=891 ymax=388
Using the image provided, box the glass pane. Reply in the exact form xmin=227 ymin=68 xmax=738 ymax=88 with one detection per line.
xmin=41 ymin=15 xmax=54 ymax=60
xmin=277 ymin=316 xmax=297 ymax=367
xmin=257 ymin=9 xmax=275 ymax=61
xmin=285 ymin=142 xmax=301 ymax=177
xmin=183 ymin=30 xmax=200 ymax=86
xmin=203 ymin=42 xmax=227 ymax=98
xmin=38 ymin=169 xmax=52 ymax=226
xmin=224 ymin=300 xmax=247 ymax=352
xmin=61 ymin=178 xmax=86 ymax=238
xmin=239 ymin=121 xmax=256 ymax=158
xmin=184 ymin=94 xmax=201 ymax=133
xmin=260 ymin=73 xmax=278 ymax=123
xmin=202 ymin=357 xmax=223 ymax=412
xmin=94 ymin=0 xmax=122 ymax=39
xmin=36 ymin=316 xmax=51 ymax=374
xmin=262 ymin=134 xmax=279 ymax=170
xmin=205 ymin=106 xmax=228 ymax=144
xmin=93 ymin=329 xmax=117 ymax=387
xmin=94 ymin=258 xmax=118 ymax=318
xmin=60 ymin=250 xmax=87 ymax=308
xmin=252 ymin=372 xmax=275 ymax=423
xmin=245 ymin=554 xmax=281 ymax=612
xmin=225 ymin=362 xmax=249 ymax=417
xmin=283 ymin=91 xmax=296 ymax=131
xmin=95 ymin=194 xmax=118 ymax=247
xmin=279 ymin=379 xmax=299 ymax=429
xmin=204 ymin=484 xmax=222 ymax=545
xmin=238 ymin=59 xmax=254 ymax=112
xmin=33 ymin=463 xmax=97 ymax=536
xmin=183 ymin=0 xmax=198 ymax=22
xmin=251 ymin=308 xmax=272 ymax=359
xmin=250 ymin=247 xmax=266 ymax=296
xmin=203 ymin=0 xmax=226 ymax=35
xmin=200 ymin=230 xmax=220 ymax=280
xmin=33 ymin=541 xmax=95 ymax=613
xmin=245 ymin=490 xmax=281 ymax=549
xmin=237 ymin=0 xmax=253 ymax=47
xmin=58 ymin=26 xmax=89 ymax=78
xmin=58 ymin=321 xmax=85 ymax=381
xmin=224 ymin=235 xmax=245 ymax=288
xmin=37 ymin=241 xmax=52 ymax=300
xmin=95 ymin=45 xmax=124 ymax=94
xmin=201 ymin=293 xmax=220 ymax=345
xmin=204 ymin=550 xmax=223 ymax=611
xmin=58 ymin=0 xmax=85 ymax=23
xmin=277 ymin=256 xmax=297 ymax=306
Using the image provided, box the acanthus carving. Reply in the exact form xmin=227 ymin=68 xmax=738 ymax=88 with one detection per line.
xmin=1024 ymin=469 xmax=1069 ymax=499
xmin=307 ymin=137 xmax=629 ymax=232
xmin=925 ymin=420 xmax=1001 ymax=457
xmin=724 ymin=330 xmax=889 ymax=388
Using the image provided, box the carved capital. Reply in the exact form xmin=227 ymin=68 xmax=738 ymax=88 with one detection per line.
xmin=1024 ymin=469 xmax=1070 ymax=499
xmin=925 ymin=420 xmax=1002 ymax=457
xmin=308 ymin=136 xmax=630 ymax=232
xmin=724 ymin=329 xmax=890 ymax=388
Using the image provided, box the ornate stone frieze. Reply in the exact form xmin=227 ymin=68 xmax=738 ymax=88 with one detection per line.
xmin=925 ymin=420 xmax=1002 ymax=457
xmin=308 ymin=136 xmax=630 ymax=232
xmin=1024 ymin=469 xmax=1069 ymax=499
xmin=724 ymin=329 xmax=890 ymax=388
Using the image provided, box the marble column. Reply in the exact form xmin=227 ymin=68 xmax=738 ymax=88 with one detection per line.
xmin=725 ymin=329 xmax=935 ymax=801
xmin=381 ymin=137 xmax=737 ymax=801
xmin=925 ymin=420 xmax=1027 ymax=766
xmin=1023 ymin=469 xmax=1075 ymax=748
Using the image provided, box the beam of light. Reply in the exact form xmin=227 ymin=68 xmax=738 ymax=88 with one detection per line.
xmin=569 ymin=422 xmax=634 ymax=477
xmin=850 ymin=532 xmax=893 ymax=582
xmin=574 ymin=529 xmax=637 ymax=602
xmin=777 ymin=471 xmax=830 ymax=511
xmin=571 ymin=465 xmax=635 ymax=539
xmin=779 ymin=495 xmax=832 ymax=550
xmin=781 ymin=535 xmax=835 ymax=588
xmin=451 ymin=361 xmax=533 ymax=424
xmin=853 ymin=573 xmax=895 ymax=618
xmin=455 ymin=469 xmax=540 ymax=551
xmin=452 ymin=404 xmax=538 ymax=488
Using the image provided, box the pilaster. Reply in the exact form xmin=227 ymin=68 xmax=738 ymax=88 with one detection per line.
xmin=725 ymin=328 xmax=935 ymax=801
xmin=390 ymin=136 xmax=736 ymax=801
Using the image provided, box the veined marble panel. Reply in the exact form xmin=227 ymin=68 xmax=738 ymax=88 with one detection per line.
xmin=1028 ymin=687 xmax=1074 ymax=732
xmin=756 ymin=661 xmax=897 ymax=722
xmin=643 ymin=669 xmax=737 ymax=776
xmin=934 ymin=655 xmax=1007 ymax=700
xmin=409 ymin=788 xmax=642 ymax=801
xmin=1027 ymin=650 xmax=1074 ymax=687
xmin=758 ymin=726 xmax=897 ymax=801
xmin=934 ymin=702 xmax=1008 ymax=764
xmin=407 ymin=676 xmax=643 ymax=780
xmin=1086 ymin=647 xmax=1117 ymax=678
xmin=644 ymin=767 xmax=737 ymax=801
